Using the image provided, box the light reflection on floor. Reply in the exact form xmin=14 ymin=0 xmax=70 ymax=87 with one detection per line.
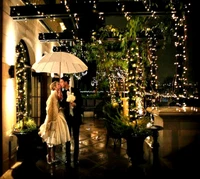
xmin=2 ymin=117 xmax=200 ymax=178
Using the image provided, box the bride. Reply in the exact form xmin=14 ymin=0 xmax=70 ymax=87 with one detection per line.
xmin=38 ymin=81 xmax=70 ymax=164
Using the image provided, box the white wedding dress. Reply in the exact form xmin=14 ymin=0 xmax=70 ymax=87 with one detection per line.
xmin=39 ymin=90 xmax=70 ymax=146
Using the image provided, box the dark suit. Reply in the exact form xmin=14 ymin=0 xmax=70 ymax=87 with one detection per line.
xmin=60 ymin=87 xmax=83 ymax=163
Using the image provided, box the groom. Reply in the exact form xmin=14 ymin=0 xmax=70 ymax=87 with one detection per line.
xmin=60 ymin=76 xmax=83 ymax=167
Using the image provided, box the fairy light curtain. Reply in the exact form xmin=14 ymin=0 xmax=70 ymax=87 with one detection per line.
xmin=143 ymin=1 xmax=159 ymax=107
xmin=170 ymin=1 xmax=191 ymax=101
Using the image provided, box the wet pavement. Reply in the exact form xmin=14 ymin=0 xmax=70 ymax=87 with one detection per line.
xmin=36 ymin=117 xmax=133 ymax=179
xmin=3 ymin=117 xmax=200 ymax=179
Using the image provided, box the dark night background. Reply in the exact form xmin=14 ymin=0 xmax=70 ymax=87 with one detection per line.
xmin=187 ymin=0 xmax=199 ymax=85
xmin=106 ymin=0 xmax=199 ymax=85
xmin=79 ymin=0 xmax=199 ymax=93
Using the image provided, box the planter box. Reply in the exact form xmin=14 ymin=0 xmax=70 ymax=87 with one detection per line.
xmin=147 ymin=107 xmax=200 ymax=158
xmin=13 ymin=130 xmax=39 ymax=162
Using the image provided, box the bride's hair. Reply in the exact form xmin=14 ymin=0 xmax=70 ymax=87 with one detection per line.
xmin=50 ymin=81 xmax=58 ymax=90
xmin=50 ymin=81 xmax=63 ymax=100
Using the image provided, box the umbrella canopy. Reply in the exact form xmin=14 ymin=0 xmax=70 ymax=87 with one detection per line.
xmin=32 ymin=52 xmax=88 ymax=75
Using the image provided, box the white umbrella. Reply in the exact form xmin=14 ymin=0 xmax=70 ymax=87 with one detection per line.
xmin=32 ymin=52 xmax=88 ymax=75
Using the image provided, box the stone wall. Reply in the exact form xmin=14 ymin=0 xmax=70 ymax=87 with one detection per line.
xmin=1 ymin=0 xmax=58 ymax=175
xmin=147 ymin=107 xmax=200 ymax=163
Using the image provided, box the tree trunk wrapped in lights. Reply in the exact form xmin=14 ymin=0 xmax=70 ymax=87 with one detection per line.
xmin=121 ymin=17 xmax=149 ymax=121
xmin=170 ymin=1 xmax=190 ymax=101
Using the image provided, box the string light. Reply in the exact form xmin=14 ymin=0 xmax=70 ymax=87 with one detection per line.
xmin=170 ymin=1 xmax=191 ymax=105
xmin=16 ymin=42 xmax=28 ymax=123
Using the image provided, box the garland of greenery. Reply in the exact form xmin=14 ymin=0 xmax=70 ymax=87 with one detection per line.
xmin=16 ymin=43 xmax=27 ymax=124
xmin=14 ymin=42 xmax=37 ymax=133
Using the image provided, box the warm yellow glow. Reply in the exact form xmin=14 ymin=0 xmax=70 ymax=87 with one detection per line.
xmin=35 ymin=42 xmax=43 ymax=63
xmin=121 ymin=97 xmax=129 ymax=117
xmin=11 ymin=162 xmax=22 ymax=169
xmin=60 ymin=22 xmax=67 ymax=31
xmin=35 ymin=42 xmax=58 ymax=63
xmin=4 ymin=79 xmax=16 ymax=135
xmin=147 ymin=122 xmax=152 ymax=128
xmin=5 ymin=23 xmax=16 ymax=65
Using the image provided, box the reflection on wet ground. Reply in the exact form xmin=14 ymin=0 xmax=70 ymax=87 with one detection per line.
xmin=2 ymin=117 xmax=200 ymax=179
xmin=36 ymin=117 xmax=132 ymax=179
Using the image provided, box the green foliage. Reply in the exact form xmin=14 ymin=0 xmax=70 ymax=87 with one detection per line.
xmin=71 ymin=40 xmax=85 ymax=59
xmin=71 ymin=14 xmax=174 ymax=105
xmin=15 ymin=42 xmax=37 ymax=134
xmin=82 ymin=25 xmax=128 ymax=91
xmin=13 ymin=117 xmax=37 ymax=133
xmin=81 ymin=93 xmax=101 ymax=99
xmin=103 ymin=102 xmax=153 ymax=139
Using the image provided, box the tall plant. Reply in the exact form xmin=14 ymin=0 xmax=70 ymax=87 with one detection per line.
xmin=84 ymin=25 xmax=128 ymax=102
xmin=71 ymin=13 xmax=174 ymax=118
xmin=120 ymin=16 xmax=150 ymax=120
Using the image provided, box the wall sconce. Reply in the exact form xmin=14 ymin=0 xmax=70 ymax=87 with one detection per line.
xmin=8 ymin=65 xmax=15 ymax=78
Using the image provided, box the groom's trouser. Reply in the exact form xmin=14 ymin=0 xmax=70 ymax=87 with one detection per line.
xmin=66 ymin=116 xmax=80 ymax=162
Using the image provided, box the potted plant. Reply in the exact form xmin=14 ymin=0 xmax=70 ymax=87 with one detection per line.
xmin=13 ymin=43 xmax=39 ymax=161
xmin=103 ymin=102 xmax=153 ymax=165
xmin=13 ymin=116 xmax=37 ymax=134
xmin=12 ymin=116 xmax=38 ymax=161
